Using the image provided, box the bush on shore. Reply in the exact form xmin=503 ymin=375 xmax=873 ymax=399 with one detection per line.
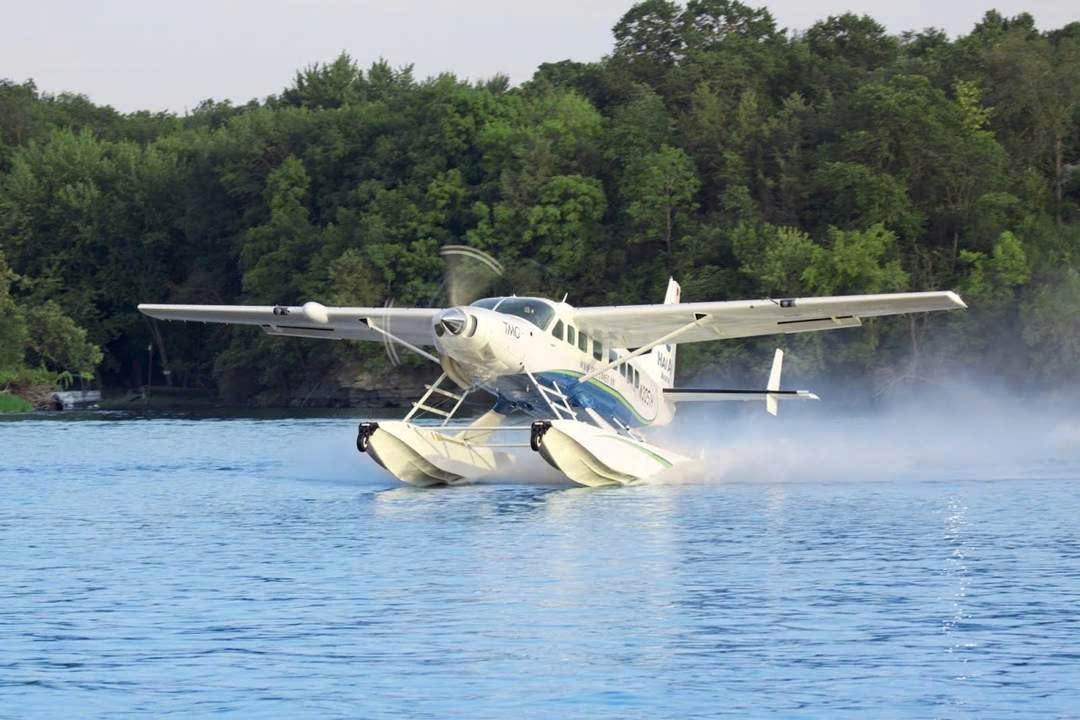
xmin=0 ymin=391 xmax=33 ymax=413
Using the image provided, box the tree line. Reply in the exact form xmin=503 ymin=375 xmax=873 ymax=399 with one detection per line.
xmin=1 ymin=3 xmax=1078 ymax=407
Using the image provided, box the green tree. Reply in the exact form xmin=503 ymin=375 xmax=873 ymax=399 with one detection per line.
xmin=805 ymin=225 xmax=909 ymax=295
xmin=280 ymin=53 xmax=366 ymax=109
xmin=624 ymin=144 xmax=700 ymax=254
xmin=523 ymin=175 xmax=607 ymax=281
xmin=808 ymin=162 xmax=921 ymax=240
xmin=612 ymin=0 xmax=684 ymax=88
xmin=981 ymin=30 xmax=1080 ymax=219
xmin=239 ymin=155 xmax=320 ymax=301
xmin=24 ymin=301 xmax=104 ymax=377
xmin=0 ymin=252 xmax=28 ymax=372
xmin=805 ymin=14 xmax=899 ymax=94
xmin=958 ymin=230 xmax=1030 ymax=305
xmin=1022 ymin=269 xmax=1080 ymax=381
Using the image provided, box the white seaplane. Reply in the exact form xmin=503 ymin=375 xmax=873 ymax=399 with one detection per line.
xmin=139 ymin=249 xmax=965 ymax=487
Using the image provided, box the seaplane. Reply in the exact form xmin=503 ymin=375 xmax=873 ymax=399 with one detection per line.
xmin=139 ymin=246 xmax=966 ymax=487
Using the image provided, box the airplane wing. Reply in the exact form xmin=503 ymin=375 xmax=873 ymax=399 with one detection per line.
xmin=572 ymin=291 xmax=966 ymax=347
xmin=138 ymin=302 xmax=440 ymax=346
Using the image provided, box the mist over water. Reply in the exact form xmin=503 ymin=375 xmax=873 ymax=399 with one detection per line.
xmin=2 ymin=401 xmax=1078 ymax=718
xmin=653 ymin=383 xmax=1080 ymax=485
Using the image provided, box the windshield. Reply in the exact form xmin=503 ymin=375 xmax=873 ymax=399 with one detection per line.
xmin=495 ymin=298 xmax=556 ymax=330
xmin=470 ymin=297 xmax=503 ymax=310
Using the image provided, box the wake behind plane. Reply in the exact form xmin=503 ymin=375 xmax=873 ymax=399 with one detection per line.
xmin=139 ymin=252 xmax=965 ymax=487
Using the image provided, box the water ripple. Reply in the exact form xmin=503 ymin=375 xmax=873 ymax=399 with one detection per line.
xmin=0 ymin=416 xmax=1078 ymax=718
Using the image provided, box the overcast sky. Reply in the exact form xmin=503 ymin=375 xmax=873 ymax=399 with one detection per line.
xmin=4 ymin=1 xmax=1077 ymax=113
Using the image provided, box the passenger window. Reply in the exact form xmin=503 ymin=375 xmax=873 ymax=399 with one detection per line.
xmin=620 ymin=363 xmax=627 ymax=378
xmin=552 ymin=319 xmax=564 ymax=340
xmin=578 ymin=332 xmax=588 ymax=353
xmin=633 ymin=369 xmax=640 ymax=388
xmin=567 ymin=325 xmax=575 ymax=345
xmin=593 ymin=339 xmax=603 ymax=361
xmin=609 ymin=350 xmax=617 ymax=364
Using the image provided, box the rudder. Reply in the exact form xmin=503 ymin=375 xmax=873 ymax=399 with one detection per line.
xmin=654 ymin=278 xmax=680 ymax=389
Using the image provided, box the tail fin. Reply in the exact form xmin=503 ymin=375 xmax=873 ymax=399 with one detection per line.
xmin=766 ymin=349 xmax=783 ymax=416
xmin=654 ymin=278 xmax=680 ymax=389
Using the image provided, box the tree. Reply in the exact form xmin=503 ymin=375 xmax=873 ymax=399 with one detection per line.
xmin=280 ymin=53 xmax=365 ymax=109
xmin=830 ymin=74 xmax=1010 ymax=279
xmin=624 ymin=145 xmax=700 ymax=254
xmin=612 ymin=0 xmax=684 ymax=87
xmin=523 ymin=175 xmax=607 ymax=281
xmin=959 ymin=230 xmax=1029 ymax=303
xmin=805 ymin=14 xmax=899 ymax=94
xmin=808 ymin=161 xmax=922 ymax=241
xmin=238 ymin=155 xmax=320 ymax=301
xmin=3 ymin=8 xmax=1080 ymax=399
xmin=805 ymin=224 xmax=909 ymax=295
xmin=680 ymin=0 xmax=779 ymax=50
xmin=730 ymin=222 xmax=819 ymax=296
xmin=0 ymin=251 xmax=102 ymax=384
xmin=980 ymin=30 xmax=1080 ymax=220
xmin=0 ymin=252 xmax=28 ymax=372
xmin=24 ymin=302 xmax=104 ymax=378
xmin=1022 ymin=269 xmax=1080 ymax=381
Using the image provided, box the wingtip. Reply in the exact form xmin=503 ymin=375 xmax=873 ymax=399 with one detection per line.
xmin=137 ymin=303 xmax=164 ymax=318
xmin=946 ymin=290 xmax=968 ymax=309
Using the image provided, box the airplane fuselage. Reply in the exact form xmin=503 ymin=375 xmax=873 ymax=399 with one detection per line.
xmin=432 ymin=299 xmax=673 ymax=428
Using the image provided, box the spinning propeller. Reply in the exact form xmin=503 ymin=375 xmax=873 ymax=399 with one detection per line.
xmin=380 ymin=245 xmax=505 ymax=367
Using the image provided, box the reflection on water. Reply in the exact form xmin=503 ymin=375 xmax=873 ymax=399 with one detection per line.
xmin=1 ymin=414 xmax=1079 ymax=718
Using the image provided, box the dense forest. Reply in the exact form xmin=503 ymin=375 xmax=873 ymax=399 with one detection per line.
xmin=1 ymin=3 xmax=1078 ymax=409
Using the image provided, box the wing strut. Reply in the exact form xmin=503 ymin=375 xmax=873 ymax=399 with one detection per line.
xmin=360 ymin=317 xmax=440 ymax=364
xmin=577 ymin=314 xmax=711 ymax=384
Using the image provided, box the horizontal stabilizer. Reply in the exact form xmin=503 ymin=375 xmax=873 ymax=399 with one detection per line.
xmin=665 ymin=348 xmax=817 ymax=415
xmin=663 ymin=389 xmax=819 ymax=403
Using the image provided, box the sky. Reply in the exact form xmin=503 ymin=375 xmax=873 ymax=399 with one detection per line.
xmin=4 ymin=0 xmax=1077 ymax=113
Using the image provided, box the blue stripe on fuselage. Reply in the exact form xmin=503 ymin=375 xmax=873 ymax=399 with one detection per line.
xmin=486 ymin=370 xmax=653 ymax=428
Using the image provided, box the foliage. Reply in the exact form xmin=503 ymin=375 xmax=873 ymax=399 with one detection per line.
xmin=0 ymin=250 xmax=102 ymax=405
xmin=0 ymin=7 xmax=1078 ymax=401
xmin=0 ymin=392 xmax=33 ymax=413
xmin=1021 ymin=269 xmax=1080 ymax=381
xmin=24 ymin=301 xmax=104 ymax=377
xmin=624 ymin=145 xmax=700 ymax=253
xmin=0 ymin=251 xmax=28 ymax=372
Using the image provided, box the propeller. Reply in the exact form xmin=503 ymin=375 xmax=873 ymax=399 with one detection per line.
xmin=439 ymin=245 xmax=505 ymax=308
xmin=379 ymin=244 xmax=505 ymax=368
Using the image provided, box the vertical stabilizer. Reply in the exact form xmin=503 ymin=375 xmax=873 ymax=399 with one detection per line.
xmin=654 ymin=278 xmax=681 ymax=389
xmin=766 ymin=349 xmax=783 ymax=416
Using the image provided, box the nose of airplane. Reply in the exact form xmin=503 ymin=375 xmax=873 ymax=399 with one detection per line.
xmin=434 ymin=307 xmax=472 ymax=338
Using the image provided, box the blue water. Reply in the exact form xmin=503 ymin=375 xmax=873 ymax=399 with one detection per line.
xmin=2 ymin=412 xmax=1079 ymax=718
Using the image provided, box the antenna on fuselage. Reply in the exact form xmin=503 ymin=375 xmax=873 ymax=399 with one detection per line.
xmin=560 ymin=293 xmax=568 ymax=303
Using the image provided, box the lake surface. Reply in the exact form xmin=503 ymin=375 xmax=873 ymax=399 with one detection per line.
xmin=2 ymin=410 xmax=1078 ymax=718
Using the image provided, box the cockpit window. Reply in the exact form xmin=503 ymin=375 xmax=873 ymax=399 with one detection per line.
xmin=495 ymin=298 xmax=556 ymax=330
xmin=470 ymin=297 xmax=503 ymax=310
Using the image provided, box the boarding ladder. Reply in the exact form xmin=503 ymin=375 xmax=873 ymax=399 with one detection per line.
xmin=525 ymin=369 xmax=579 ymax=421
xmin=402 ymin=372 xmax=533 ymax=454
xmin=404 ymin=372 xmax=469 ymax=426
